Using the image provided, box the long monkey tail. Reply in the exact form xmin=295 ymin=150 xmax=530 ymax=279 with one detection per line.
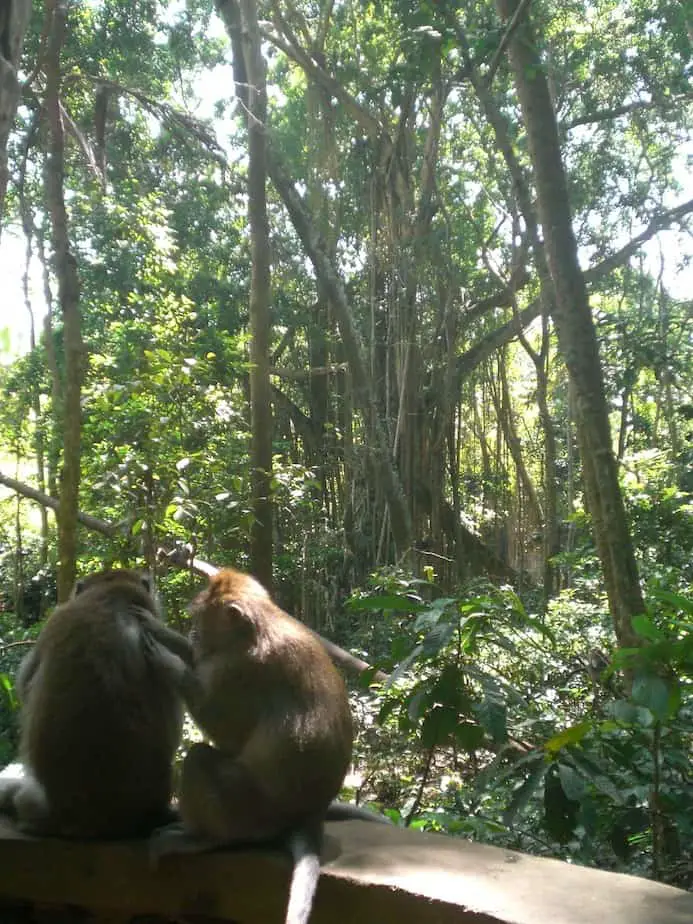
xmin=285 ymin=822 xmax=322 ymax=924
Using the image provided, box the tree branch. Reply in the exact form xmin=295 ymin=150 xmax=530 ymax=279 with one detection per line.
xmin=0 ymin=472 xmax=116 ymax=536
xmin=485 ymin=0 xmax=532 ymax=87
xmin=455 ymin=195 xmax=693 ymax=386
xmin=563 ymin=93 xmax=693 ymax=130
xmin=0 ymin=472 xmax=387 ymax=682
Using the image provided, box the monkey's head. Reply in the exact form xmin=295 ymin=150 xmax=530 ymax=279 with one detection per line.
xmin=71 ymin=569 xmax=156 ymax=603
xmin=188 ymin=569 xmax=270 ymax=653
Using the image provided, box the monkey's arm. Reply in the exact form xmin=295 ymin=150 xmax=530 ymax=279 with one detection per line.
xmin=138 ymin=611 xmax=194 ymax=665
xmin=140 ymin=631 xmax=203 ymax=706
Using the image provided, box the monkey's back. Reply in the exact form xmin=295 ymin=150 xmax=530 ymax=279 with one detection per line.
xmin=203 ymin=601 xmax=353 ymax=825
xmin=21 ymin=592 xmax=183 ymax=838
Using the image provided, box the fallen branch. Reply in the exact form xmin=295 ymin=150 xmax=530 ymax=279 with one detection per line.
xmin=157 ymin=545 xmax=389 ymax=683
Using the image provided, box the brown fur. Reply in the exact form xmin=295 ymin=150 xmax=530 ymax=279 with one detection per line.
xmin=2 ymin=568 xmax=192 ymax=838
xmin=179 ymin=568 xmax=353 ymax=843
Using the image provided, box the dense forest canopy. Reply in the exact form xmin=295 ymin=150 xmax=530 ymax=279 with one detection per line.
xmin=0 ymin=0 xmax=692 ymax=890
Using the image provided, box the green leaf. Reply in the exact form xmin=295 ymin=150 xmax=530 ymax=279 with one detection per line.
xmin=476 ymin=689 xmax=507 ymax=744
xmin=407 ymin=688 xmax=428 ymax=722
xmin=346 ymin=594 xmax=425 ymax=614
xmin=652 ymin=590 xmax=693 ymax=616
xmin=544 ymin=721 xmax=592 ymax=754
xmin=631 ymin=673 xmax=672 ymax=720
xmin=568 ymin=753 xmax=626 ymax=804
xmin=421 ymin=622 xmax=455 ymax=656
xmin=544 ymin=769 xmax=579 ymax=844
xmin=386 ymin=643 xmax=424 ymax=687
xmin=632 ymin=613 xmax=665 ymax=641
xmin=356 ymin=665 xmax=381 ymax=689
xmin=608 ymin=700 xmax=641 ymax=724
xmin=558 ymin=763 xmax=586 ymax=801
xmin=421 ymin=705 xmax=459 ymax=748
xmin=454 ymin=721 xmax=486 ymax=752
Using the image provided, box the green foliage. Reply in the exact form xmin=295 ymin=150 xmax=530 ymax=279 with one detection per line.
xmin=0 ymin=0 xmax=691 ymax=892
xmin=348 ymin=574 xmax=693 ymax=885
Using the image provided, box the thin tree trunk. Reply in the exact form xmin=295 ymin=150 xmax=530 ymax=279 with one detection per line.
xmin=535 ymin=349 xmax=559 ymax=604
xmin=234 ymin=0 xmax=273 ymax=588
xmin=14 ymin=469 xmax=25 ymax=621
xmin=496 ymin=0 xmax=644 ymax=647
xmin=493 ymin=355 xmax=543 ymax=527
xmin=44 ymin=0 xmax=83 ymax=602
xmin=34 ymin=229 xmax=62 ymax=497
xmin=516 ymin=312 xmax=559 ymax=605
xmin=0 ymin=0 xmax=32 ymax=230
xmin=21 ymin=231 xmax=50 ymax=568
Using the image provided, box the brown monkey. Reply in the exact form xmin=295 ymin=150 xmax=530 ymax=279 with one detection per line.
xmin=153 ymin=568 xmax=377 ymax=924
xmin=0 ymin=568 xmax=193 ymax=838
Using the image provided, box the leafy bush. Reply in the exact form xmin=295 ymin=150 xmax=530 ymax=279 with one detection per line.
xmin=348 ymin=573 xmax=693 ymax=886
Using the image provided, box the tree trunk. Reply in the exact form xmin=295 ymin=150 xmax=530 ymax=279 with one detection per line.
xmin=0 ymin=0 xmax=31 ymax=230
xmin=44 ymin=0 xmax=83 ymax=602
xmin=233 ymin=0 xmax=273 ymax=589
xmin=21 ymin=233 xmax=50 ymax=569
xmin=496 ymin=0 xmax=644 ymax=647
xmin=535 ymin=349 xmax=559 ymax=604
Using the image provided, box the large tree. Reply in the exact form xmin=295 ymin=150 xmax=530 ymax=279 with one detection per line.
xmin=219 ymin=0 xmax=274 ymax=587
xmin=495 ymin=0 xmax=645 ymax=645
xmin=44 ymin=0 xmax=83 ymax=601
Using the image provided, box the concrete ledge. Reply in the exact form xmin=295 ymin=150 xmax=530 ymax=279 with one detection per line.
xmin=0 ymin=816 xmax=692 ymax=923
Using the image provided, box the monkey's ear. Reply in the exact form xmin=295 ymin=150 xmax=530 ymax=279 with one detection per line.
xmin=223 ymin=600 xmax=251 ymax=622
xmin=221 ymin=600 xmax=256 ymax=641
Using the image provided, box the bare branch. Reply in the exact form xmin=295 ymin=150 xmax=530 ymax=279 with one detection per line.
xmin=0 ymin=472 xmax=388 ymax=682
xmin=158 ymin=545 xmax=389 ymax=683
xmin=270 ymin=363 xmax=348 ymax=379
xmin=0 ymin=472 xmax=115 ymax=536
xmin=564 ymin=93 xmax=693 ymax=130
xmin=59 ymin=100 xmax=104 ymax=187
xmin=485 ymin=0 xmax=532 ymax=87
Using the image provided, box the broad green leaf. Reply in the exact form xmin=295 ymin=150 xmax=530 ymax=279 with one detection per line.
xmin=631 ymin=673 xmax=672 ymax=720
xmin=652 ymin=590 xmax=693 ymax=616
xmin=454 ymin=721 xmax=486 ymax=752
xmin=386 ymin=643 xmax=424 ymax=687
xmin=558 ymin=763 xmax=586 ymax=801
xmin=632 ymin=613 xmax=665 ymax=641
xmin=421 ymin=622 xmax=455 ymax=656
xmin=421 ymin=706 xmax=459 ymax=748
xmin=346 ymin=595 xmax=425 ymax=614
xmin=476 ymin=690 xmax=508 ymax=744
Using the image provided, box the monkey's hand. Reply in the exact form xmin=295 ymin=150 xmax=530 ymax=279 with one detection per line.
xmin=149 ymin=822 xmax=217 ymax=867
xmin=157 ymin=543 xmax=194 ymax=570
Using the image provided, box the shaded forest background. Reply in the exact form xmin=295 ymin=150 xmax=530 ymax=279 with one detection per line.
xmin=0 ymin=0 xmax=692 ymax=890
